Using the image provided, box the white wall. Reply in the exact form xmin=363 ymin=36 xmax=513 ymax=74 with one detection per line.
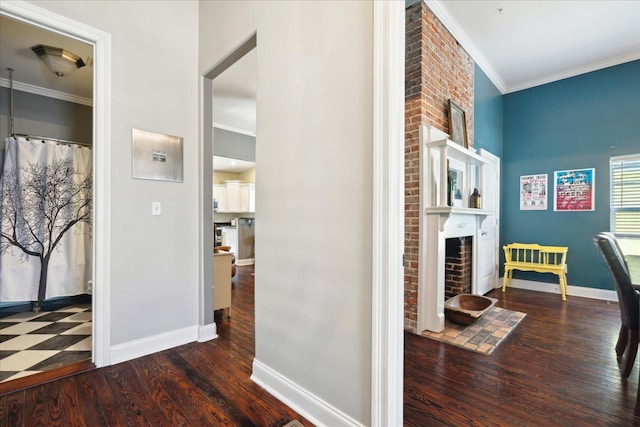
xmin=28 ymin=1 xmax=200 ymax=348
xmin=200 ymin=1 xmax=373 ymax=425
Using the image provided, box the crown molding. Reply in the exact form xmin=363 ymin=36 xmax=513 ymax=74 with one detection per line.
xmin=0 ymin=77 xmax=93 ymax=106
xmin=505 ymin=51 xmax=640 ymax=94
xmin=424 ymin=0 xmax=507 ymax=94
xmin=213 ymin=122 xmax=256 ymax=137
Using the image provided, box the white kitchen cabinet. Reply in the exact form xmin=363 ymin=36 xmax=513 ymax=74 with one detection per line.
xmin=240 ymin=183 xmax=255 ymax=213
xmin=221 ymin=180 xmax=255 ymax=213
xmin=225 ymin=180 xmax=241 ymax=212
xmin=214 ymin=180 xmax=255 ymax=213
xmin=213 ymin=184 xmax=227 ymax=212
xmin=221 ymin=226 xmax=238 ymax=256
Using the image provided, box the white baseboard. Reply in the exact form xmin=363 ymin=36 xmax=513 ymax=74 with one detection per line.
xmin=237 ymin=258 xmax=255 ymax=266
xmin=251 ymin=358 xmax=364 ymax=427
xmin=110 ymin=325 xmax=198 ymax=365
xmin=502 ymin=278 xmax=618 ymax=302
xmin=198 ymin=322 xmax=218 ymax=342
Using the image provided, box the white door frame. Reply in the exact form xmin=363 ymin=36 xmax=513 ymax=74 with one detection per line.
xmin=198 ymin=34 xmax=257 ymax=342
xmin=371 ymin=1 xmax=405 ymax=425
xmin=1 ymin=0 xmax=112 ymax=367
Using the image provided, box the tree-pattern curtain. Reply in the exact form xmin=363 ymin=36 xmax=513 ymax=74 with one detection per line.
xmin=0 ymin=136 xmax=92 ymax=304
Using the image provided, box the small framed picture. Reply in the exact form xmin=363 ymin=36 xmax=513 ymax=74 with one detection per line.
xmin=448 ymin=99 xmax=468 ymax=148
xmin=451 ymin=168 xmax=464 ymax=207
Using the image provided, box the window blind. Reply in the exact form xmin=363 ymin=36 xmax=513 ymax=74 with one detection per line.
xmin=610 ymin=154 xmax=640 ymax=236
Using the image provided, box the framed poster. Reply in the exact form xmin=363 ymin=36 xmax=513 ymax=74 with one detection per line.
xmin=554 ymin=168 xmax=595 ymax=211
xmin=520 ymin=174 xmax=547 ymax=210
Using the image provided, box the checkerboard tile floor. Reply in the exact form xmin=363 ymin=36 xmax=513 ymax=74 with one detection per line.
xmin=0 ymin=304 xmax=92 ymax=382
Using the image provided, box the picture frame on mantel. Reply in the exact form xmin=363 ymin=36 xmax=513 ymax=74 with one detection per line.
xmin=448 ymin=99 xmax=468 ymax=148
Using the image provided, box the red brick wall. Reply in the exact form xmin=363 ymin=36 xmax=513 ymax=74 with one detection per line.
xmin=445 ymin=237 xmax=473 ymax=299
xmin=404 ymin=2 xmax=475 ymax=332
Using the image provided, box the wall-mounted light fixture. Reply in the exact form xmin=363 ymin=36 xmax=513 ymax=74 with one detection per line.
xmin=31 ymin=44 xmax=86 ymax=78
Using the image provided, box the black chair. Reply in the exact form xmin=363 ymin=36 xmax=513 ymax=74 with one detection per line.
xmin=600 ymin=231 xmax=630 ymax=273
xmin=593 ymin=232 xmax=639 ymax=378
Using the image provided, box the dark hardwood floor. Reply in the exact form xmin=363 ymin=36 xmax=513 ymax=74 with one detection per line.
xmin=2 ymin=267 xmax=638 ymax=426
xmin=0 ymin=265 xmax=309 ymax=426
xmin=405 ymin=288 xmax=639 ymax=426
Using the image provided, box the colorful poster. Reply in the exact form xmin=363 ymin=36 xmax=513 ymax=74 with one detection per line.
xmin=554 ymin=168 xmax=595 ymax=211
xmin=520 ymin=174 xmax=548 ymax=210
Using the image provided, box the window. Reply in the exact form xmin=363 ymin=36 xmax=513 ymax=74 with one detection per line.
xmin=610 ymin=154 xmax=640 ymax=236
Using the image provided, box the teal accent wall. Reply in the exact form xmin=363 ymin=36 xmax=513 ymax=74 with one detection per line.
xmin=474 ymin=64 xmax=503 ymax=159
xmin=502 ymin=60 xmax=640 ymax=290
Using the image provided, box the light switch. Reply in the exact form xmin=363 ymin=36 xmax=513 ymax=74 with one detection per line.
xmin=152 ymin=201 xmax=162 ymax=216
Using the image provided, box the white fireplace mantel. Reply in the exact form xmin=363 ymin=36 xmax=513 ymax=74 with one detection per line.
xmin=425 ymin=207 xmax=493 ymax=232
xmin=416 ymin=125 xmax=501 ymax=333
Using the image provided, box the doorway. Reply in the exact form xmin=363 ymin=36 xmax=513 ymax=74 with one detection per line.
xmin=0 ymin=14 xmax=94 ymax=385
xmin=0 ymin=0 xmax=112 ymax=388
xmin=202 ymin=35 xmax=256 ymax=341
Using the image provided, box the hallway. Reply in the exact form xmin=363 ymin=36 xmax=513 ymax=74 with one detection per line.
xmin=0 ymin=266 xmax=309 ymax=425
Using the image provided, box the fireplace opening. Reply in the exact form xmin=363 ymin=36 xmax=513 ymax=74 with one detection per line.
xmin=445 ymin=236 xmax=473 ymax=299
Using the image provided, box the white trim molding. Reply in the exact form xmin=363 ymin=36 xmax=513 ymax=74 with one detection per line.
xmin=197 ymin=323 xmax=218 ymax=342
xmin=505 ymin=51 xmax=640 ymax=94
xmin=213 ymin=122 xmax=256 ymax=137
xmin=0 ymin=77 xmax=93 ymax=106
xmin=1 ymin=0 xmax=113 ymax=368
xmin=503 ymin=278 xmax=618 ymax=302
xmin=251 ymin=359 xmax=364 ymax=427
xmin=371 ymin=1 xmax=405 ymax=425
xmin=111 ymin=326 xmax=199 ymax=365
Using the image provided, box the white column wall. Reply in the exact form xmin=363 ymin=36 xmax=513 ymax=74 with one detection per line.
xmin=28 ymin=0 xmax=201 ymax=348
xmin=200 ymin=1 xmax=373 ymax=424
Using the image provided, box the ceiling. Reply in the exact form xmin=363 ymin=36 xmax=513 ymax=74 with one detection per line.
xmin=430 ymin=0 xmax=640 ymax=93
xmin=213 ymin=155 xmax=256 ymax=173
xmin=212 ymin=49 xmax=257 ymax=173
xmin=212 ymin=49 xmax=256 ymax=136
xmin=0 ymin=15 xmax=93 ymax=104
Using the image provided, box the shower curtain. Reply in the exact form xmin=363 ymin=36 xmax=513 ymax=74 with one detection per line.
xmin=0 ymin=136 xmax=92 ymax=303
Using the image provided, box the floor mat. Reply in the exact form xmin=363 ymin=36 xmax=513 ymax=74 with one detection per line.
xmin=421 ymin=306 xmax=526 ymax=355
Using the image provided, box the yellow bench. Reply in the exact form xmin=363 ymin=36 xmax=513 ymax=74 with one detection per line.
xmin=502 ymin=243 xmax=569 ymax=301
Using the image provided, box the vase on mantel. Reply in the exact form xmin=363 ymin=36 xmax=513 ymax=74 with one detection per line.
xmin=470 ymin=188 xmax=481 ymax=209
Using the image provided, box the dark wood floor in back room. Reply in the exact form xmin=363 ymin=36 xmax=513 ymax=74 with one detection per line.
xmin=405 ymin=287 xmax=639 ymax=426
xmin=1 ymin=267 xmax=637 ymax=426
xmin=0 ymin=265 xmax=310 ymax=427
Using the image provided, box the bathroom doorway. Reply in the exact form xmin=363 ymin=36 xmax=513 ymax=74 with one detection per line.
xmin=0 ymin=1 xmax=111 ymax=388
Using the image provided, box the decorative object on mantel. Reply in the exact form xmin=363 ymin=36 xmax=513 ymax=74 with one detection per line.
xmin=422 ymin=305 xmax=526 ymax=355
xmin=470 ymin=188 xmax=481 ymax=208
xmin=447 ymin=99 xmax=468 ymax=148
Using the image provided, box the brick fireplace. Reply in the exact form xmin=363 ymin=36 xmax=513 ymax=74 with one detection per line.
xmin=445 ymin=237 xmax=473 ymax=299
xmin=404 ymin=1 xmax=475 ymax=332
